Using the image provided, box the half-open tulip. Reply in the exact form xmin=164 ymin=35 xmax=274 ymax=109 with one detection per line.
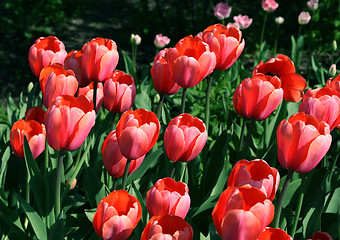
xmin=78 ymin=82 xmax=103 ymax=113
xmin=116 ymin=109 xmax=159 ymax=160
xmin=28 ymin=36 xmax=67 ymax=77
xmin=141 ymin=215 xmax=193 ymax=240
xmin=212 ymin=186 xmax=274 ymax=240
xmin=146 ymin=177 xmax=190 ymax=218
xmin=103 ymin=70 xmax=136 ymax=113
xmin=233 ymin=74 xmax=283 ymax=121
xmin=93 ymin=190 xmax=142 ymax=240
xmin=326 ymin=73 xmax=340 ymax=94
xmin=151 ymin=48 xmax=181 ymax=95
xmin=253 ymin=54 xmax=307 ymax=102
xmin=45 ymin=95 xmax=95 ymax=151
xmin=299 ymin=87 xmax=340 ymax=131
xmin=82 ymin=37 xmax=119 ymax=82
xmin=277 ymin=112 xmax=332 ymax=173
xmin=227 ymin=159 xmax=280 ymax=201
xmin=10 ymin=119 xmax=46 ymax=159
xmin=258 ymin=227 xmax=292 ymax=240
xmin=25 ymin=106 xmax=45 ymax=124
xmin=102 ymin=130 xmax=144 ymax=178
xmin=202 ymin=24 xmax=245 ymax=71
xmin=64 ymin=50 xmax=91 ymax=87
xmin=166 ymin=35 xmax=216 ymax=88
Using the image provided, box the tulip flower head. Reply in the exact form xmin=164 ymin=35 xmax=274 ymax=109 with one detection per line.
xmin=78 ymin=82 xmax=104 ymax=113
xmin=154 ymin=34 xmax=170 ymax=48
xmin=146 ymin=177 xmax=191 ymax=218
xmin=212 ymin=186 xmax=274 ymax=240
xmin=326 ymin=73 xmax=340 ymax=93
xmin=329 ymin=64 xmax=337 ymax=77
xmin=25 ymin=106 xmax=45 ymax=125
xmin=213 ymin=2 xmax=232 ymax=20
xmin=141 ymin=215 xmax=193 ymax=240
xmin=298 ymin=11 xmax=311 ymax=25
xmin=307 ymin=0 xmax=319 ymax=10
xmin=64 ymin=50 xmax=91 ymax=87
xmin=275 ymin=16 xmax=285 ymax=25
xmin=277 ymin=112 xmax=332 ymax=173
xmin=310 ymin=231 xmax=334 ymax=240
xmin=258 ymin=227 xmax=293 ymax=240
xmin=45 ymin=95 xmax=95 ymax=151
xmin=28 ymin=36 xmax=67 ymax=77
xmin=131 ymin=34 xmax=141 ymax=45
xmin=164 ymin=113 xmax=207 ymax=162
xmin=262 ymin=0 xmax=279 ymax=12
xmin=202 ymin=24 xmax=245 ymax=71
xmin=116 ymin=109 xmax=160 ymax=160
xmin=233 ymin=14 xmax=253 ymax=29
xmin=93 ymin=190 xmax=142 ymax=240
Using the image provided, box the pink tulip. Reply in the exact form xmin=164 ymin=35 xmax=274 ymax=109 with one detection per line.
xmin=307 ymin=0 xmax=319 ymax=10
xmin=78 ymin=82 xmax=104 ymax=113
xmin=233 ymin=14 xmax=253 ymax=29
xmin=213 ymin=2 xmax=232 ymax=20
xmin=298 ymin=11 xmax=311 ymax=25
xmin=28 ymin=36 xmax=67 ymax=77
xmin=45 ymin=95 xmax=95 ymax=151
xmin=154 ymin=34 xmax=170 ymax=48
xmin=64 ymin=50 xmax=91 ymax=87
xmin=262 ymin=0 xmax=279 ymax=12
xmin=103 ymin=70 xmax=136 ymax=113
xmin=130 ymin=34 xmax=141 ymax=45
xmin=146 ymin=177 xmax=191 ymax=218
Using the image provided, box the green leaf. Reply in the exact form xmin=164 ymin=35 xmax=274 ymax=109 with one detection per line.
xmin=85 ymin=208 xmax=97 ymax=223
xmin=134 ymin=91 xmax=152 ymax=111
xmin=325 ymin=187 xmax=340 ymax=213
xmin=190 ymin=194 xmax=219 ymax=218
xmin=83 ymin=167 xmax=106 ymax=207
xmin=121 ymin=50 xmax=136 ymax=77
xmin=48 ymin=214 xmax=64 ymax=240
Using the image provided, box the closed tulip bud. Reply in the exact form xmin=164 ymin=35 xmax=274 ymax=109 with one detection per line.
xmin=329 ymin=64 xmax=337 ymax=77
xmin=227 ymin=159 xmax=280 ymax=201
xmin=130 ymin=34 xmax=141 ymax=45
xmin=27 ymin=82 xmax=34 ymax=93
xmin=103 ymin=70 xmax=136 ymax=113
xmin=212 ymin=186 xmax=274 ymax=240
xmin=66 ymin=178 xmax=77 ymax=190
xmin=333 ymin=40 xmax=337 ymax=52
xmin=233 ymin=74 xmax=283 ymax=121
xmin=258 ymin=227 xmax=293 ymax=240
xmin=146 ymin=177 xmax=190 ymax=218
xmin=116 ymin=109 xmax=160 ymax=160
xmin=102 ymin=130 xmax=144 ymax=178
xmin=277 ymin=112 xmax=332 ymax=173
xmin=93 ymin=190 xmax=142 ymax=240
xmin=275 ymin=16 xmax=284 ymax=25
xmin=164 ymin=113 xmax=207 ymax=162
xmin=28 ymin=36 xmax=67 ymax=77
xmin=202 ymin=24 xmax=245 ymax=71
xmin=64 ymin=50 xmax=91 ymax=87
xmin=25 ymin=106 xmax=45 ymax=125
xmin=141 ymin=215 xmax=193 ymax=240
xmin=45 ymin=95 xmax=95 ymax=151
xmin=78 ymin=82 xmax=103 ymax=113
xmin=82 ymin=37 xmax=119 ymax=82
xmin=10 ymin=119 xmax=46 ymax=159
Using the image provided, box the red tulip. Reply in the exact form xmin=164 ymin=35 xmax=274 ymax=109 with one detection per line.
xmin=82 ymin=37 xmax=119 ymax=82
xmin=45 ymin=95 xmax=95 ymax=151
xmin=166 ymin=35 xmax=216 ymax=88
xmin=25 ymin=106 xmax=45 ymax=125
xmin=151 ymin=48 xmax=181 ymax=95
xmin=202 ymin=24 xmax=245 ymax=71
xmin=28 ymin=36 xmax=67 ymax=77
xmin=141 ymin=215 xmax=193 ymax=240
xmin=39 ymin=64 xmax=78 ymax=108
xmin=93 ymin=190 xmax=142 ymax=240
xmin=212 ymin=186 xmax=274 ymax=240
xmin=253 ymin=54 xmax=307 ymax=102
xmin=102 ymin=130 xmax=144 ymax=178
xmin=233 ymin=74 xmax=283 ymax=121
xmin=103 ymin=70 xmax=136 ymax=113
xmin=299 ymin=87 xmax=340 ymax=131
xmin=116 ymin=109 xmax=160 ymax=160
xmin=146 ymin=177 xmax=190 ymax=218
xmin=310 ymin=231 xmax=334 ymax=240
xmin=277 ymin=112 xmax=332 ymax=173
xmin=257 ymin=227 xmax=292 ymax=240
xmin=64 ymin=50 xmax=91 ymax=87
xmin=164 ymin=113 xmax=207 ymax=162
xmin=78 ymin=82 xmax=103 ymax=113
xmin=326 ymin=73 xmax=340 ymax=93
xmin=227 ymin=159 xmax=280 ymax=201
xmin=10 ymin=119 xmax=46 ymax=159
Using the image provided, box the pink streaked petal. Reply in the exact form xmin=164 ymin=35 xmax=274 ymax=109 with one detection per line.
xmin=119 ymin=127 xmax=149 ymax=159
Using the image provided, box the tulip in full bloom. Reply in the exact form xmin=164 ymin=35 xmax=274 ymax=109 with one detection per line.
xmin=277 ymin=112 xmax=332 ymax=173
xmin=262 ymin=0 xmax=279 ymax=12
xmin=299 ymin=87 xmax=340 ymax=131
xmin=165 ymin=35 xmax=216 ymax=88
xmin=154 ymin=34 xmax=170 ymax=48
xmin=253 ymin=54 xmax=307 ymax=102
xmin=28 ymin=36 xmax=67 ymax=77
xmin=102 ymin=130 xmax=144 ymax=178
xmin=164 ymin=113 xmax=207 ymax=162
xmin=146 ymin=177 xmax=190 ymax=218
xmin=202 ymin=24 xmax=245 ymax=71
xmin=25 ymin=106 xmax=45 ymax=124
xmin=212 ymin=186 xmax=274 ymax=240
xmin=93 ymin=190 xmax=142 ymax=240
xmin=233 ymin=74 xmax=283 ymax=121
xmin=213 ymin=2 xmax=232 ymax=20
xmin=141 ymin=215 xmax=193 ymax=240
xmin=45 ymin=95 xmax=96 ymax=151
xmin=227 ymin=159 xmax=280 ymax=201
xmin=258 ymin=227 xmax=293 ymax=240
xmin=233 ymin=14 xmax=253 ymax=29
xmin=298 ymin=11 xmax=311 ymax=25
xmin=103 ymin=70 xmax=136 ymax=113
xmin=64 ymin=50 xmax=91 ymax=87
xmin=39 ymin=64 xmax=78 ymax=108
xmin=116 ymin=109 xmax=160 ymax=160
xmin=78 ymin=82 xmax=104 ymax=113
xmin=82 ymin=37 xmax=119 ymax=82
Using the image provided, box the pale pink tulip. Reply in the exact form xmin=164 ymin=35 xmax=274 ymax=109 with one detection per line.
xmin=154 ymin=34 xmax=170 ymax=48
xmin=262 ymin=0 xmax=279 ymax=12
xmin=298 ymin=11 xmax=311 ymax=25
xmin=233 ymin=14 xmax=253 ymax=29
xmin=213 ymin=2 xmax=232 ymax=20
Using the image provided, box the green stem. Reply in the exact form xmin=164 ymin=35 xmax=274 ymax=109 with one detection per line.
xmin=169 ymin=161 xmax=177 ymax=179
xmin=25 ymin=168 xmax=30 ymax=204
xmin=205 ymin=76 xmax=213 ymax=134
xmin=44 ymin=140 xmax=49 ymax=216
xmin=111 ymin=112 xmax=116 ymax=131
xmin=112 ymin=178 xmax=117 ymax=191
xmin=122 ymin=159 xmax=132 ymax=190
xmin=274 ymin=24 xmax=279 ymax=55
xmin=181 ymin=88 xmax=187 ymax=113
xmin=291 ymin=175 xmax=307 ymax=238
xmin=239 ymin=119 xmax=247 ymax=152
xmin=156 ymin=94 xmax=165 ymax=119
xmin=260 ymin=13 xmax=268 ymax=48
xmin=55 ymin=150 xmax=65 ymax=217
xmin=93 ymin=81 xmax=97 ymax=112
xmin=274 ymin=170 xmax=294 ymax=228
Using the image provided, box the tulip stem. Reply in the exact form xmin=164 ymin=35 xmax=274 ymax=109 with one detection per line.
xmin=260 ymin=12 xmax=268 ymax=49
xmin=181 ymin=88 xmax=187 ymax=113
xmin=44 ymin=139 xmax=49 ymax=217
xmin=205 ymin=76 xmax=213 ymax=133
xmin=244 ymin=119 xmax=255 ymax=157
xmin=274 ymin=169 xmax=294 ymax=228
xmin=156 ymin=94 xmax=165 ymax=119
xmin=55 ymin=150 xmax=65 ymax=217
xmin=111 ymin=112 xmax=116 ymax=131
xmin=169 ymin=161 xmax=177 ymax=179
xmin=122 ymin=158 xmax=132 ymax=190
xmin=239 ymin=119 xmax=247 ymax=152
xmin=93 ymin=81 xmax=97 ymax=112
xmin=291 ymin=174 xmax=307 ymax=238
xmin=113 ymin=178 xmax=117 ymax=191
